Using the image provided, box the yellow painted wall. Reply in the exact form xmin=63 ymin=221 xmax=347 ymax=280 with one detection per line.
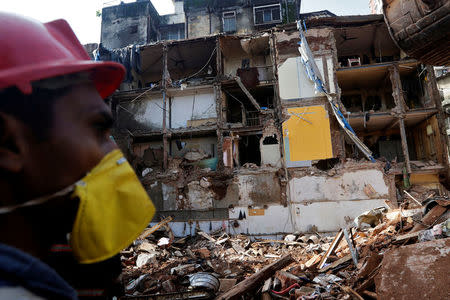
xmin=283 ymin=105 xmax=333 ymax=161
xmin=410 ymin=173 xmax=440 ymax=184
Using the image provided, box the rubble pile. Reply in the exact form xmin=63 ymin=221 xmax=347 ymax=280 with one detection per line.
xmin=120 ymin=198 xmax=449 ymax=299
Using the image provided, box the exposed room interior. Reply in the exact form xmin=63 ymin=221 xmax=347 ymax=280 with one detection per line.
xmin=334 ymin=22 xmax=400 ymax=68
xmin=220 ymin=35 xmax=274 ymax=82
xmin=167 ymin=38 xmax=217 ymax=83
xmin=223 ymin=83 xmax=274 ymax=126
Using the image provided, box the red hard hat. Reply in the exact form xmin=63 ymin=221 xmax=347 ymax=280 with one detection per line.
xmin=0 ymin=12 xmax=125 ymax=98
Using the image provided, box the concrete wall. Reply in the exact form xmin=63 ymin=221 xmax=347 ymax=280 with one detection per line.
xmin=187 ymin=11 xmax=221 ymax=38
xmin=261 ymin=144 xmax=282 ymax=167
xmin=288 ymin=168 xmax=390 ymax=231
xmin=147 ymin=165 xmax=392 ymax=236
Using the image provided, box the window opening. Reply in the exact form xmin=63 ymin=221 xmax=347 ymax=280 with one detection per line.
xmin=254 ymin=4 xmax=281 ymax=25
xmin=223 ymin=11 xmax=236 ymax=33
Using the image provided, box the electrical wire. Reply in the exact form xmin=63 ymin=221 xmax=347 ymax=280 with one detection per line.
xmin=130 ymin=84 xmax=159 ymax=103
xmin=177 ymin=48 xmax=217 ymax=83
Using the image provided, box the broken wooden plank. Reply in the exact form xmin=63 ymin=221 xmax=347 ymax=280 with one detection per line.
xmin=261 ymin=278 xmax=273 ymax=300
xmin=198 ymin=231 xmax=216 ymax=243
xmin=138 ymin=216 xmax=173 ymax=240
xmin=261 ymin=278 xmax=273 ymax=293
xmin=337 ymin=283 xmax=364 ymax=300
xmin=318 ymin=229 xmax=344 ymax=270
xmin=215 ymin=254 xmax=294 ymax=300
xmin=394 ymin=230 xmax=424 ymax=241
xmin=318 ymin=254 xmax=352 ymax=273
xmin=305 ymin=254 xmax=321 ymax=269
xmin=404 ymin=190 xmax=422 ymax=206
xmin=410 ymin=204 xmax=447 ymax=233
xmin=362 ymin=290 xmax=377 ymax=299
xmin=355 ymin=266 xmax=380 ymax=294
xmin=234 ymin=76 xmax=261 ymax=112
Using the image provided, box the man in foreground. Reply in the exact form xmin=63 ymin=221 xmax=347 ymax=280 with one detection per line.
xmin=0 ymin=12 xmax=155 ymax=299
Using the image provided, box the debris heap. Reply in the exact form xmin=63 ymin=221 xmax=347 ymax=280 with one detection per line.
xmin=120 ymin=197 xmax=449 ymax=299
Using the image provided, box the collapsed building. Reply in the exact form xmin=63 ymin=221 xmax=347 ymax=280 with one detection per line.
xmin=96 ymin=0 xmax=450 ymax=236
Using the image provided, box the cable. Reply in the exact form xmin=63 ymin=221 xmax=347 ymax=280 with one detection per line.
xmin=178 ymin=48 xmax=217 ymax=83
xmin=272 ymin=283 xmax=300 ymax=295
xmin=130 ymin=85 xmax=158 ymax=103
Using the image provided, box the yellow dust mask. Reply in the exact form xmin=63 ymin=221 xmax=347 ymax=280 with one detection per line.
xmin=0 ymin=149 xmax=155 ymax=264
xmin=70 ymin=149 xmax=155 ymax=264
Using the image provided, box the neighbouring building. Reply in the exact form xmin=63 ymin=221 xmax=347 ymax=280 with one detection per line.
xmin=100 ymin=0 xmax=302 ymax=46
xmin=96 ymin=0 xmax=450 ymax=237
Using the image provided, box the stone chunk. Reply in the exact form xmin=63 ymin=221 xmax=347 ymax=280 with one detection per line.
xmin=376 ymin=238 xmax=450 ymax=300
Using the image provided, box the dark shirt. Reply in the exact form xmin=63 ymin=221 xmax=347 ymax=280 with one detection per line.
xmin=0 ymin=243 xmax=77 ymax=300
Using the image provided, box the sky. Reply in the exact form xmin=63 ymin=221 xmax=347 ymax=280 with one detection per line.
xmin=1 ymin=0 xmax=370 ymax=44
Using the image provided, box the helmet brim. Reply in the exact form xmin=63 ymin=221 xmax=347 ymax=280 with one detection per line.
xmin=0 ymin=59 xmax=125 ymax=99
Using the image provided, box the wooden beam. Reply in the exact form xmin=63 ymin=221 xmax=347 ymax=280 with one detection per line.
xmin=162 ymin=43 xmax=169 ymax=170
xmin=389 ymin=65 xmax=411 ymax=174
xmin=215 ymin=255 xmax=294 ymax=300
xmin=399 ymin=118 xmax=411 ymax=174
xmin=216 ymin=37 xmax=223 ymax=80
xmin=214 ymin=84 xmax=224 ymax=171
xmin=234 ymin=76 xmax=261 ymax=112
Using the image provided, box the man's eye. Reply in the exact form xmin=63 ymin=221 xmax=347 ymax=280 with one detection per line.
xmin=94 ymin=121 xmax=112 ymax=131
xmin=93 ymin=119 xmax=114 ymax=134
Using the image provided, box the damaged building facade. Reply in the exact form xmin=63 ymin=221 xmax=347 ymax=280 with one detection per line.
xmin=97 ymin=0 xmax=450 ymax=236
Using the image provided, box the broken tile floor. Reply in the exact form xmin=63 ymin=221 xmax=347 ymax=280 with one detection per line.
xmin=119 ymin=187 xmax=450 ymax=300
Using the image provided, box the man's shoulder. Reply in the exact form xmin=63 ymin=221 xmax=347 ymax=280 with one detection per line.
xmin=0 ymin=243 xmax=77 ymax=300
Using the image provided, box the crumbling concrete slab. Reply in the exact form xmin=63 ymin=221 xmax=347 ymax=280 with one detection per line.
xmin=376 ymin=238 xmax=450 ymax=300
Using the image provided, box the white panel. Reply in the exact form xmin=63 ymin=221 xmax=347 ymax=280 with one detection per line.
xmin=278 ymin=56 xmax=326 ymax=100
xmin=171 ymin=93 xmax=217 ymax=128
xmin=131 ymin=97 xmax=164 ymax=129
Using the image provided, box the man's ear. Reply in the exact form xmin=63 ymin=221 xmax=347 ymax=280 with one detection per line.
xmin=0 ymin=112 xmax=27 ymax=173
